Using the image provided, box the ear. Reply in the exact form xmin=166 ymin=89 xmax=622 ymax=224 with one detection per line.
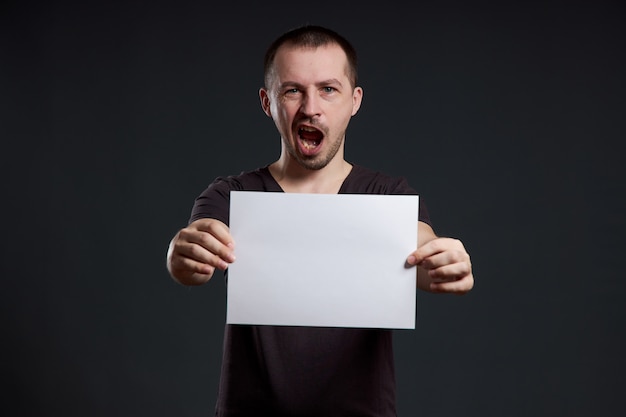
xmin=351 ymin=86 xmax=363 ymax=116
xmin=259 ymin=88 xmax=273 ymax=118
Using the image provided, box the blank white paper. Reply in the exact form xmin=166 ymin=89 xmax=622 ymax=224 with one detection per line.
xmin=226 ymin=191 xmax=419 ymax=329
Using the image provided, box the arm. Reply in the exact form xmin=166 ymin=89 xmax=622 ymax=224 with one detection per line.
xmin=407 ymin=221 xmax=474 ymax=294
xmin=166 ymin=218 xmax=236 ymax=286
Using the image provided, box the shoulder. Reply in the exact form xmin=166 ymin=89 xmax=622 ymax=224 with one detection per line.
xmin=345 ymin=165 xmax=432 ymax=226
xmin=189 ymin=166 xmax=279 ymax=225
xmin=342 ymin=165 xmax=417 ymax=195
xmin=208 ymin=166 xmax=276 ymax=192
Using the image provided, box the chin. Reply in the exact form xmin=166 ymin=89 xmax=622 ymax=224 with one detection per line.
xmin=296 ymin=155 xmax=329 ymax=171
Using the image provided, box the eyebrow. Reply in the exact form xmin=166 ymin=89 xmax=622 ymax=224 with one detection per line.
xmin=278 ymin=78 xmax=344 ymax=90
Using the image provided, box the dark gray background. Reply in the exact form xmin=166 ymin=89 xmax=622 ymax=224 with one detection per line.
xmin=2 ymin=0 xmax=624 ymax=416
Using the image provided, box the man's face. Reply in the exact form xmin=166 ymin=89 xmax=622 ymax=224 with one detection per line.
xmin=260 ymin=43 xmax=363 ymax=170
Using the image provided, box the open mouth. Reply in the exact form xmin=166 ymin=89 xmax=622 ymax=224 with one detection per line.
xmin=298 ymin=126 xmax=324 ymax=153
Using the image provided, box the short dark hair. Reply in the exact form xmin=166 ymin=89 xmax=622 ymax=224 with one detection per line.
xmin=263 ymin=25 xmax=358 ymax=89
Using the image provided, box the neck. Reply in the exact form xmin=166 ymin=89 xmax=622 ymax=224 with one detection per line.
xmin=269 ymin=151 xmax=352 ymax=194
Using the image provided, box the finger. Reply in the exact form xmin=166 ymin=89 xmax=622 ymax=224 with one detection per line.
xmin=407 ymin=239 xmax=447 ymax=265
xmin=429 ymin=275 xmax=474 ymax=294
xmin=414 ymin=238 xmax=466 ymax=263
xmin=168 ymin=255 xmax=217 ymax=285
xmin=179 ymin=229 xmax=236 ymax=265
xmin=420 ymin=250 xmax=469 ymax=272
xmin=428 ymin=259 xmax=472 ymax=280
xmin=176 ymin=239 xmax=233 ymax=270
xmin=194 ymin=219 xmax=235 ymax=247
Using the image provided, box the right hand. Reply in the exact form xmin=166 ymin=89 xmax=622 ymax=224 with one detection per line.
xmin=166 ymin=218 xmax=236 ymax=286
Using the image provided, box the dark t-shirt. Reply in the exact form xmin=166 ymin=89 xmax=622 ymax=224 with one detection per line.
xmin=189 ymin=165 xmax=430 ymax=417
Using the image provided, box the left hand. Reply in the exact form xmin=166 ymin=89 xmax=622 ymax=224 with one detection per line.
xmin=406 ymin=237 xmax=474 ymax=294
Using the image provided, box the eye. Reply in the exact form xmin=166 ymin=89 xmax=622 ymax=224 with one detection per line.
xmin=285 ymin=88 xmax=300 ymax=95
xmin=322 ymin=86 xmax=336 ymax=93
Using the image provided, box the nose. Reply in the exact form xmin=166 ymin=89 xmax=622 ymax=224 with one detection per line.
xmin=300 ymin=91 xmax=321 ymax=118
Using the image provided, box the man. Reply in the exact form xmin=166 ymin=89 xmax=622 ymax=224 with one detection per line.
xmin=167 ymin=25 xmax=473 ymax=416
